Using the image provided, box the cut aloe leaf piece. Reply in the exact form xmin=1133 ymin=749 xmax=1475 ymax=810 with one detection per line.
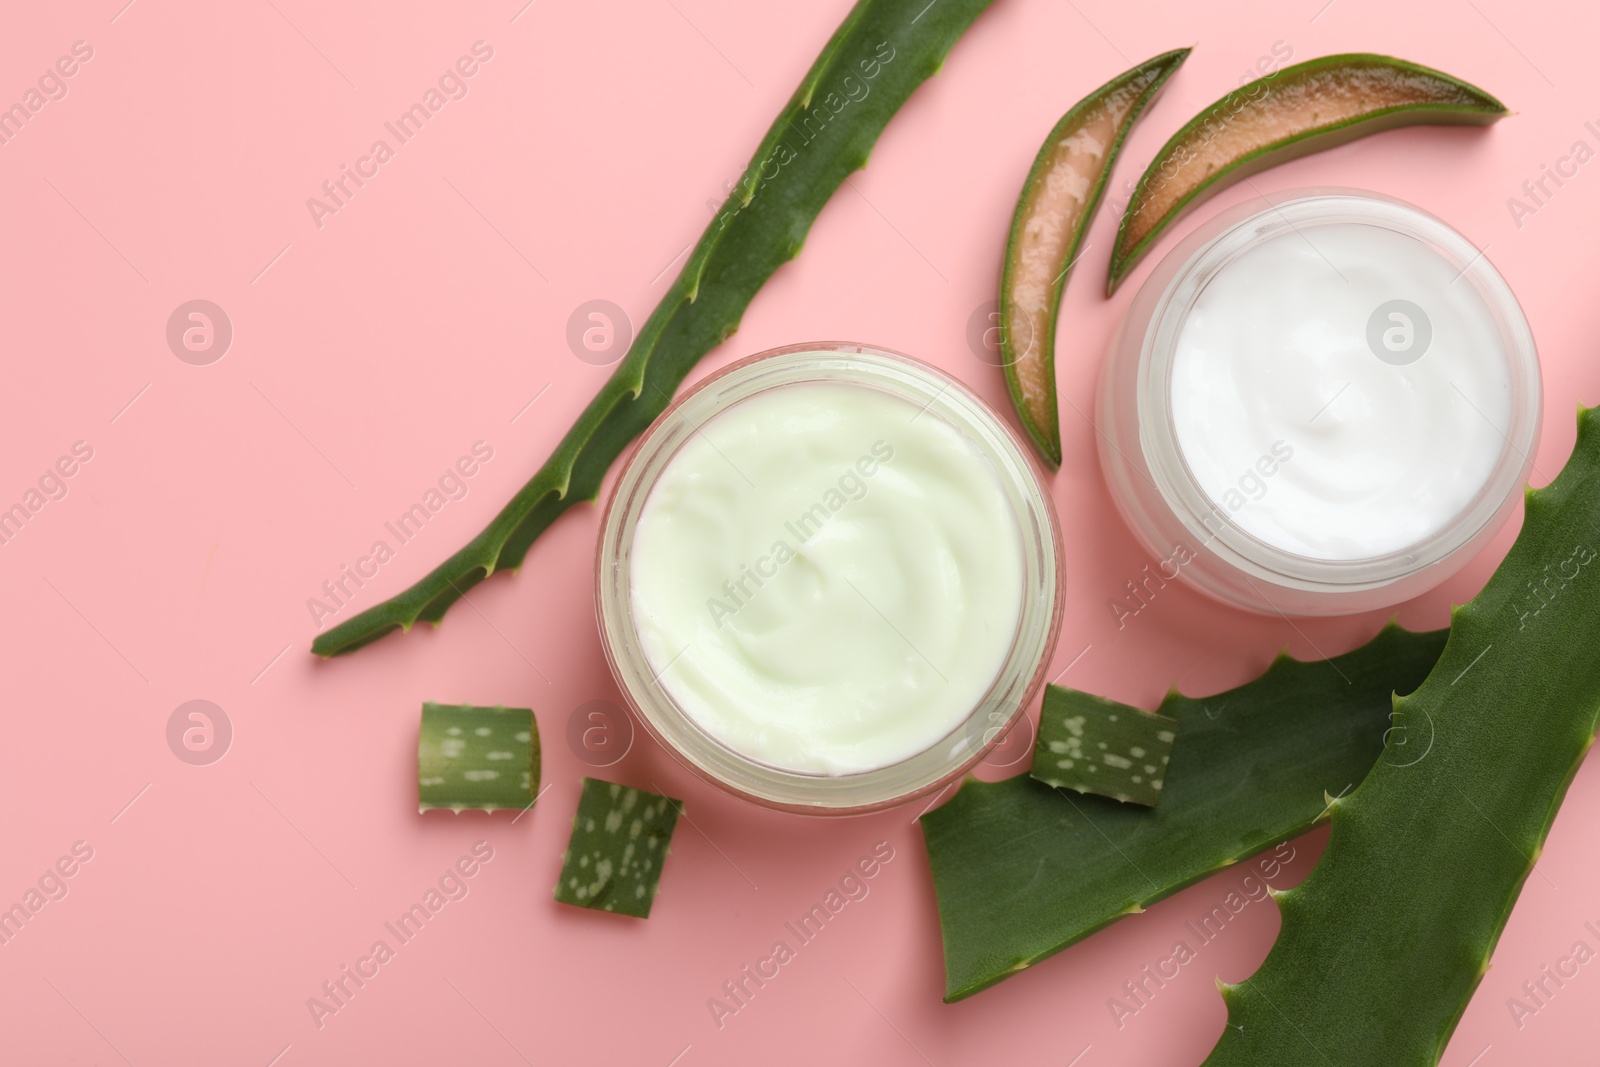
xmin=554 ymin=778 xmax=681 ymax=919
xmin=417 ymin=703 xmax=539 ymax=813
xmin=922 ymin=623 xmax=1447 ymax=1001
xmin=310 ymin=0 xmax=999 ymax=657
xmin=1107 ymin=54 xmax=1508 ymax=293
xmin=1032 ymin=685 xmax=1176 ymax=807
xmin=1000 ymin=48 xmax=1188 ymax=466
xmin=1205 ymin=406 xmax=1600 ymax=1067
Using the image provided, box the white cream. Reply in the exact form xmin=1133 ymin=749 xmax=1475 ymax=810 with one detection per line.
xmin=1170 ymin=221 xmax=1514 ymax=561
xmin=628 ymin=381 xmax=1024 ymax=776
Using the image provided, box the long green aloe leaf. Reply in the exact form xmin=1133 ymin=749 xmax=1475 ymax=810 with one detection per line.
xmin=999 ymin=48 xmax=1188 ymax=465
xmin=1204 ymin=407 xmax=1600 ymax=1066
xmin=311 ymin=0 xmax=995 ymax=657
xmin=922 ymin=624 xmax=1447 ymax=1001
xmin=1107 ymin=54 xmax=1507 ymax=294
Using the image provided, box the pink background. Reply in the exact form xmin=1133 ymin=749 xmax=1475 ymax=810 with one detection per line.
xmin=4 ymin=0 xmax=1599 ymax=1063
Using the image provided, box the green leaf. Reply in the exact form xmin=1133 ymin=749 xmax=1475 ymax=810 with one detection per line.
xmin=555 ymin=778 xmax=681 ymax=919
xmin=1107 ymin=54 xmax=1507 ymax=294
xmin=921 ymin=624 xmax=1447 ymax=1001
xmin=999 ymin=48 xmax=1188 ymax=465
xmin=311 ymin=0 xmax=998 ymax=657
xmin=1204 ymin=407 xmax=1600 ymax=1066
xmin=1031 ymin=685 xmax=1176 ymax=806
xmin=417 ymin=703 xmax=539 ymax=813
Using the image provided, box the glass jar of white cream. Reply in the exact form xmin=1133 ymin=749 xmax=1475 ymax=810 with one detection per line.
xmin=1098 ymin=189 xmax=1541 ymax=616
xmin=596 ymin=343 xmax=1063 ymax=814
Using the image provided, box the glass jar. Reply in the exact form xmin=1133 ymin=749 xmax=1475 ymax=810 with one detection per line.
xmin=596 ymin=342 xmax=1063 ymax=814
xmin=1097 ymin=188 xmax=1541 ymax=616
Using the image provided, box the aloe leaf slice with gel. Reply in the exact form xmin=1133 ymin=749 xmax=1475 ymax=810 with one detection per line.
xmin=311 ymin=0 xmax=998 ymax=657
xmin=999 ymin=48 xmax=1188 ymax=465
xmin=1107 ymin=54 xmax=1508 ymax=294
xmin=922 ymin=624 xmax=1447 ymax=1001
xmin=1204 ymin=406 xmax=1600 ymax=1067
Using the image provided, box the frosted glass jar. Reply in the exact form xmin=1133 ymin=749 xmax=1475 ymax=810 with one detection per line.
xmin=1097 ymin=189 xmax=1541 ymax=616
xmin=596 ymin=343 xmax=1063 ymax=814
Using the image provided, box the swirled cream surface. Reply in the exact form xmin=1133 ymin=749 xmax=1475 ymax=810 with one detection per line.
xmin=628 ymin=381 xmax=1023 ymax=775
xmin=1170 ymin=222 xmax=1514 ymax=561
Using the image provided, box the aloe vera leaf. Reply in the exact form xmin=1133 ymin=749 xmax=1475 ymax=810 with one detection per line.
xmin=554 ymin=778 xmax=681 ymax=919
xmin=921 ymin=624 xmax=1447 ymax=1001
xmin=417 ymin=703 xmax=539 ymax=813
xmin=1000 ymin=48 xmax=1187 ymax=465
xmin=1203 ymin=408 xmax=1600 ymax=1066
xmin=1106 ymin=54 xmax=1508 ymax=294
xmin=309 ymin=0 xmax=995 ymax=658
xmin=1031 ymin=685 xmax=1177 ymax=806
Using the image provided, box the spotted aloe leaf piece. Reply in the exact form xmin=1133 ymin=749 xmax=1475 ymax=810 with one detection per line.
xmin=1204 ymin=406 xmax=1600 ymax=1067
xmin=1032 ymin=685 xmax=1176 ymax=806
xmin=921 ymin=623 xmax=1447 ymax=1001
xmin=309 ymin=0 xmax=999 ymax=657
xmin=417 ymin=703 xmax=539 ymax=813
xmin=555 ymin=778 xmax=681 ymax=919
